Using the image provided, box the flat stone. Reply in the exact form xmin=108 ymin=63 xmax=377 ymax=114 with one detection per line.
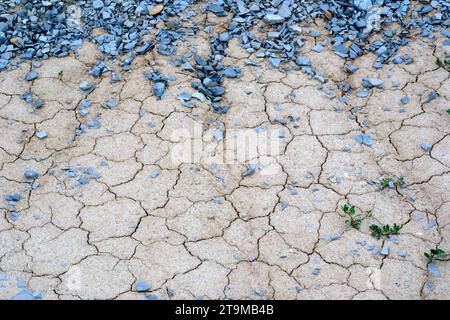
xmin=368 ymin=78 xmax=384 ymax=88
xmin=354 ymin=134 xmax=374 ymax=146
xmin=264 ymin=14 xmax=285 ymax=24
xmin=149 ymin=5 xmax=164 ymax=16
xmin=79 ymin=81 xmax=92 ymax=91
xmin=26 ymin=71 xmax=39 ymax=81
xmin=35 ymin=130 xmax=47 ymax=139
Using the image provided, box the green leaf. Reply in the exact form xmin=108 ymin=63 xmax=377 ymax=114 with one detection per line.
xmin=349 ymin=206 xmax=356 ymax=215
xmin=424 ymin=248 xmax=447 ymax=262
xmin=370 ymin=224 xmax=401 ymax=239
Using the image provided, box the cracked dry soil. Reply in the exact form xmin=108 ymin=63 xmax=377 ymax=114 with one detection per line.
xmin=1 ymin=5 xmax=450 ymax=300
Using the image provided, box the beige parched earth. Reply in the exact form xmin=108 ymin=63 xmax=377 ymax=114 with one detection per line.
xmin=0 ymin=7 xmax=449 ymax=300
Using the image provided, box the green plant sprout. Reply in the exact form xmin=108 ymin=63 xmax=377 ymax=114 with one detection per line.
xmin=424 ymin=248 xmax=447 ymax=263
xmin=380 ymin=176 xmax=405 ymax=189
xmin=341 ymin=204 xmax=372 ymax=230
xmin=436 ymin=58 xmax=450 ymax=69
xmin=370 ymin=224 xmax=401 ymax=240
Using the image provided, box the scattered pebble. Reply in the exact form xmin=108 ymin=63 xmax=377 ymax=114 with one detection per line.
xmin=354 ymin=134 xmax=374 ymax=146
xmin=103 ymin=99 xmax=117 ymax=109
xmin=401 ymin=96 xmax=410 ymax=105
xmin=254 ymin=289 xmax=264 ymax=297
xmin=26 ymin=71 xmax=39 ymax=81
xmin=427 ymin=263 xmax=441 ymax=278
xmin=79 ymin=81 xmax=93 ymax=91
xmin=243 ymin=163 xmax=257 ymax=177
xmin=24 ymin=169 xmax=39 ymax=180
xmin=36 ymin=130 xmax=48 ymax=139
xmin=397 ymin=250 xmax=407 ymax=257
xmin=150 ymin=170 xmax=159 ymax=178
xmin=421 ymin=143 xmax=431 ymax=152
xmin=154 ymin=82 xmax=166 ymax=98
xmin=380 ymin=243 xmax=389 ymax=256
xmin=311 ymin=268 xmax=321 ymax=275
xmin=368 ymin=78 xmax=384 ymax=88
xmin=135 ymin=280 xmax=151 ymax=292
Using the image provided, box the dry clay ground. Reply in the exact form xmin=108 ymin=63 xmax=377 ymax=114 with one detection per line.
xmin=0 ymin=11 xmax=450 ymax=300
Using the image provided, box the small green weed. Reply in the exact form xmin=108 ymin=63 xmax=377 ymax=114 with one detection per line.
xmin=380 ymin=176 xmax=404 ymax=189
xmin=370 ymin=224 xmax=401 ymax=240
xmin=341 ymin=204 xmax=372 ymax=230
xmin=424 ymin=248 xmax=447 ymax=263
xmin=436 ymin=58 xmax=450 ymax=69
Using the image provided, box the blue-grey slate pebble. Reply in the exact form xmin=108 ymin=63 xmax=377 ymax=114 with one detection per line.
xmin=421 ymin=143 xmax=431 ymax=152
xmin=154 ymin=82 xmax=166 ymax=98
xmin=264 ymin=14 xmax=285 ymax=24
xmin=427 ymin=263 xmax=441 ymax=278
xmin=103 ymin=99 xmax=117 ymax=109
xmin=24 ymin=170 xmax=39 ymax=179
xmin=36 ymin=130 xmax=47 ymax=139
xmin=79 ymin=81 xmax=92 ymax=91
xmin=135 ymin=280 xmax=151 ymax=292
xmin=380 ymin=243 xmax=389 ymax=256
xmin=354 ymin=134 xmax=374 ymax=146
xmin=401 ymin=96 xmax=409 ymax=104
xmin=26 ymin=71 xmax=39 ymax=81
